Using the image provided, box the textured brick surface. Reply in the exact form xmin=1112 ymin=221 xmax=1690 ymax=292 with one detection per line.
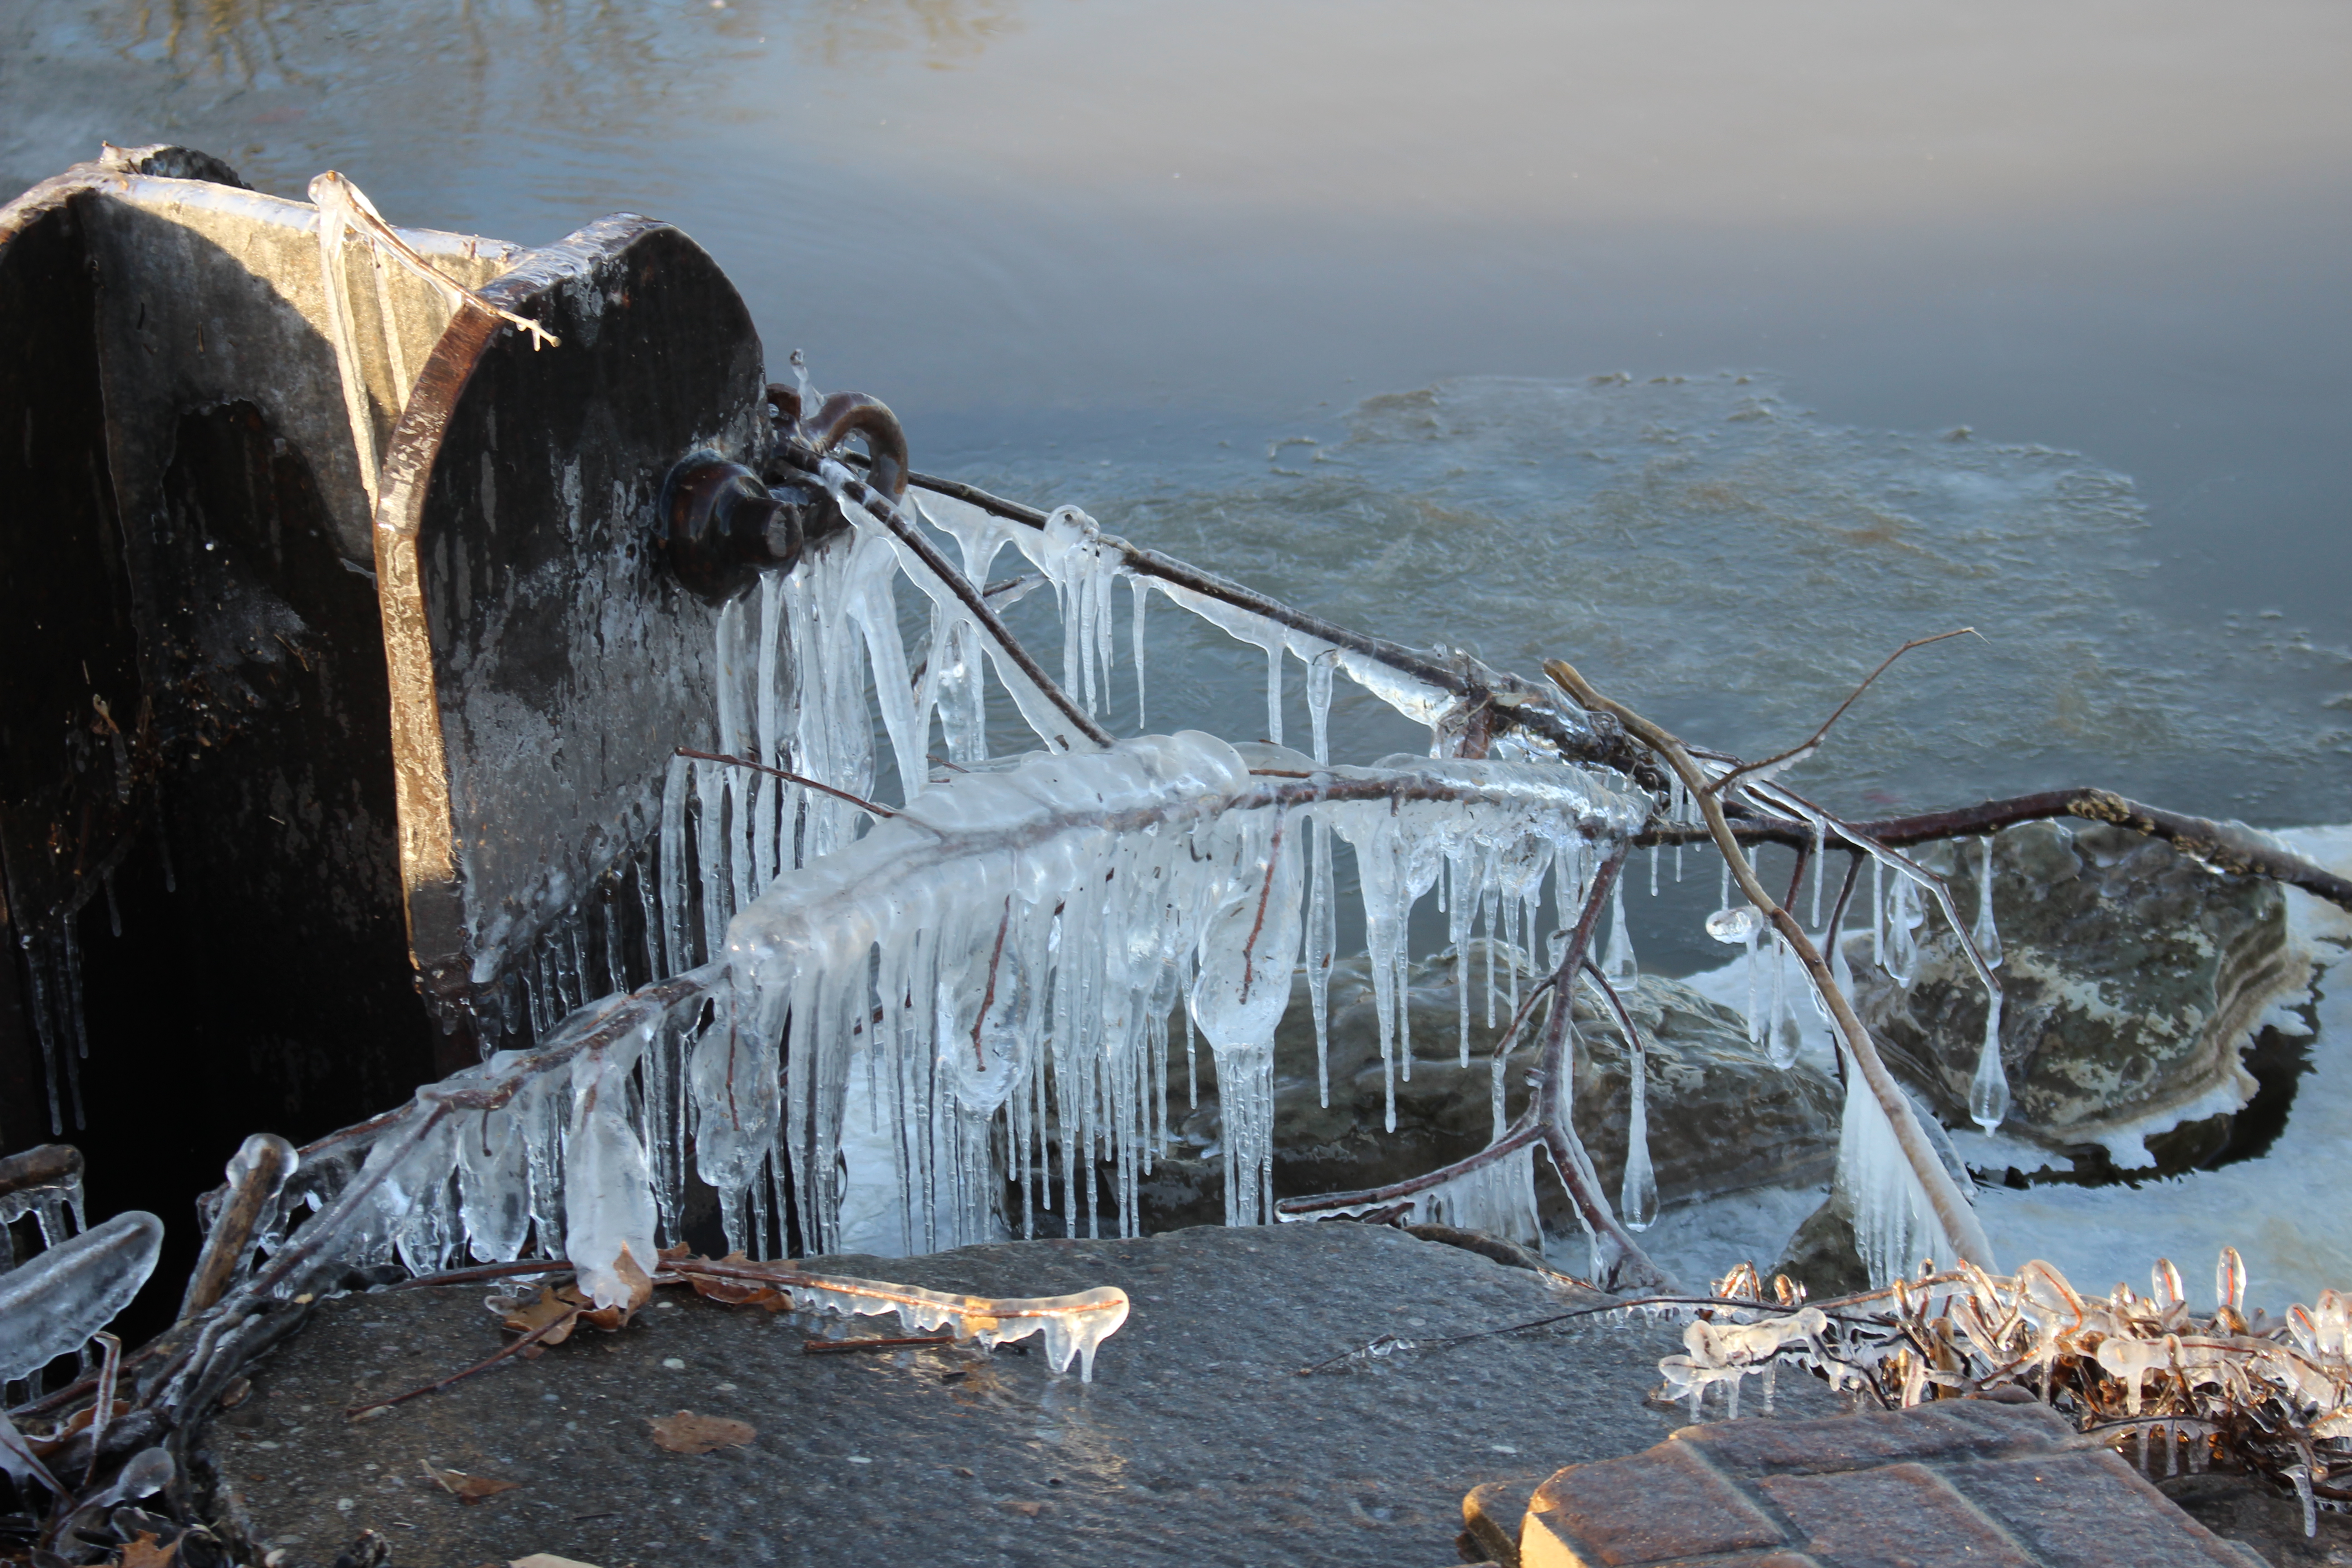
xmin=1507 ymin=1400 xmax=2269 ymax=1568
xmin=1759 ymin=1462 xmax=2034 ymax=1568
xmin=1681 ymin=1401 xmax=2073 ymax=1477
xmin=1945 ymin=1452 xmax=2267 ymax=1568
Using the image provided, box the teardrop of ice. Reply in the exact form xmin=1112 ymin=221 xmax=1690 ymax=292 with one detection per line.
xmin=1971 ymin=835 xmax=2004 ymax=970
xmin=1968 ymin=989 xmax=2009 ymax=1132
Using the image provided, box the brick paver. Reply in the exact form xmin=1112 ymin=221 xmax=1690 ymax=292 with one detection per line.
xmin=1469 ymin=1398 xmax=2268 ymax=1568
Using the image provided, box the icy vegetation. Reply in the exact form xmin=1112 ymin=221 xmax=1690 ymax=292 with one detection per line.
xmin=1650 ymin=1249 xmax=2352 ymax=1532
xmin=148 ymin=430 xmax=2047 ymax=1369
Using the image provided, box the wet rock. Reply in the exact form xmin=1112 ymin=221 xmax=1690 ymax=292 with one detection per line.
xmin=1771 ymin=1198 xmax=1870 ymax=1299
xmin=1850 ymin=822 xmax=2310 ymax=1176
xmin=1136 ymin=946 xmax=1840 ymax=1237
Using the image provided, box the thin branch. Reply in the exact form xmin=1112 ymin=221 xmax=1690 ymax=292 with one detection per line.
xmin=1705 ymin=629 xmax=1980 ymax=798
xmin=1629 ymin=789 xmax=2352 ymax=914
xmin=676 ymin=747 xmax=896 ymax=819
xmin=344 ymin=1302 xmax=580 ymax=1418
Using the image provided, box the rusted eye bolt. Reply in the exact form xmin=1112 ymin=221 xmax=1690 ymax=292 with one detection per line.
xmin=804 ymin=390 xmax=909 ymax=501
xmin=656 ymin=451 xmax=828 ymax=606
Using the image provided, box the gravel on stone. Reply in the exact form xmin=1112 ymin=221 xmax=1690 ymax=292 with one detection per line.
xmin=202 ymin=1223 xmax=1847 ymax=1568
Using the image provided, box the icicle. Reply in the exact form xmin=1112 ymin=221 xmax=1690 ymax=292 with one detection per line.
xmin=1264 ymin=643 xmax=1284 ymax=747
xmin=2219 ymin=1246 xmax=2248 ymax=1315
xmin=658 ymin=754 xmax=692 ymax=976
xmin=1743 ymin=926 xmax=1763 ymax=1044
xmin=1648 ymin=843 xmax=1658 ymax=897
xmin=1306 ymin=649 xmax=1333 ymax=766
xmin=1972 ymin=835 xmax=2003 ymax=969
xmin=1886 ymin=872 xmax=1921 ymax=985
xmin=1835 ymin=1061 xmax=1958 ymax=1287
xmin=1308 ymin=815 xmax=1335 ymax=1105
xmin=1482 ymin=887 xmax=1499 ymax=1030
xmin=1602 ymin=877 xmax=1637 ymax=986
xmin=1808 ymin=817 xmax=1826 ymax=928
xmin=1621 ymin=1028 xmax=1656 ymax=1230
xmin=1969 ymin=989 xmax=2008 ymax=1132
xmin=1449 ymin=851 xmax=1476 ymax=1068
xmin=1130 ymin=575 xmax=1150 ymax=730
xmin=1767 ymin=936 xmax=1800 ymax=1069
xmin=1871 ymin=856 xmax=1885 ymax=970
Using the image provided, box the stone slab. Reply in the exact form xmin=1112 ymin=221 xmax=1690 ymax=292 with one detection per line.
xmin=201 ymin=1223 xmax=1846 ymax=1568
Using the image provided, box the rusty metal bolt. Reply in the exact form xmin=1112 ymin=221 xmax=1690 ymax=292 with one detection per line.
xmin=655 ymin=451 xmax=833 ymax=606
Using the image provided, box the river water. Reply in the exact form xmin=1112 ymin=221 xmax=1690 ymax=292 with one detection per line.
xmin=5 ymin=0 xmax=2349 ymax=1298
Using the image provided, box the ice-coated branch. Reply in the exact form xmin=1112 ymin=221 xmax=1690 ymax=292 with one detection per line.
xmin=1635 ymin=787 xmax=2352 ymax=913
xmin=1546 ymin=658 xmax=1996 ymax=1273
xmin=776 ymin=445 xmax=1116 ymax=752
xmin=665 ymin=1256 xmax=1130 ymax=1381
xmin=813 ymin=443 xmax=1636 ymax=772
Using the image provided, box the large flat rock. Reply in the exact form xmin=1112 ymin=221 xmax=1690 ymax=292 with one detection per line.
xmin=204 ymin=1223 xmax=1846 ymax=1567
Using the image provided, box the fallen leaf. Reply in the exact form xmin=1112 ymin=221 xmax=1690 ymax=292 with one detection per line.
xmin=1000 ymin=1499 xmax=1045 ymax=1517
xmin=117 ymin=1531 xmax=179 ymax=1566
xmin=421 ymin=1460 xmax=523 ymax=1503
xmin=498 ymin=1287 xmax=579 ymax=1348
xmin=646 ymin=1410 xmax=756 ymax=1455
xmin=578 ymin=1245 xmax=657 ymax=1330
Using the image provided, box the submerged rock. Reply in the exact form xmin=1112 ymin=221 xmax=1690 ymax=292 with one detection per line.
xmin=1850 ymin=821 xmax=2311 ymax=1179
xmin=1134 ymin=945 xmax=1839 ymax=1239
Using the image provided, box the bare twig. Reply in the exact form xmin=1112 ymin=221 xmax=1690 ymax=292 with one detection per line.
xmin=343 ymin=1303 xmax=580 ymax=1418
xmin=801 ymin=1334 xmax=955 ymax=1355
xmin=1705 ymin=630 xmax=1979 ymax=798
xmin=676 ymin=747 xmax=896 ymax=819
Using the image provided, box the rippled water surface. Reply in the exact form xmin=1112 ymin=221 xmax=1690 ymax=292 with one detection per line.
xmin=5 ymin=0 xmax=2345 ymax=830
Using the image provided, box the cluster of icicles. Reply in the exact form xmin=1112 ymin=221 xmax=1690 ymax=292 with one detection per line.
xmin=186 ymin=449 xmax=2017 ymax=1358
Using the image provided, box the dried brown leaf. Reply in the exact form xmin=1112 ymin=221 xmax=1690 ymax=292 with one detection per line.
xmin=499 ymin=1286 xmax=579 ymax=1347
xmin=680 ymin=1271 xmax=785 ymax=1309
xmin=645 ymin=1410 xmax=756 ymax=1455
xmin=422 ymin=1460 xmax=523 ymax=1503
xmin=116 ymin=1531 xmax=178 ymax=1567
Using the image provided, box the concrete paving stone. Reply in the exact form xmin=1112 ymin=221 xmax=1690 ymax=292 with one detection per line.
xmin=1757 ymin=1462 xmax=2036 ymax=1568
xmin=1944 ymin=1452 xmax=2268 ymax=1568
xmin=1523 ymin=1444 xmax=1788 ymax=1566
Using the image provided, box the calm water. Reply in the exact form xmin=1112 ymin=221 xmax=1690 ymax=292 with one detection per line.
xmin=5 ymin=0 xmax=2345 ymax=832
